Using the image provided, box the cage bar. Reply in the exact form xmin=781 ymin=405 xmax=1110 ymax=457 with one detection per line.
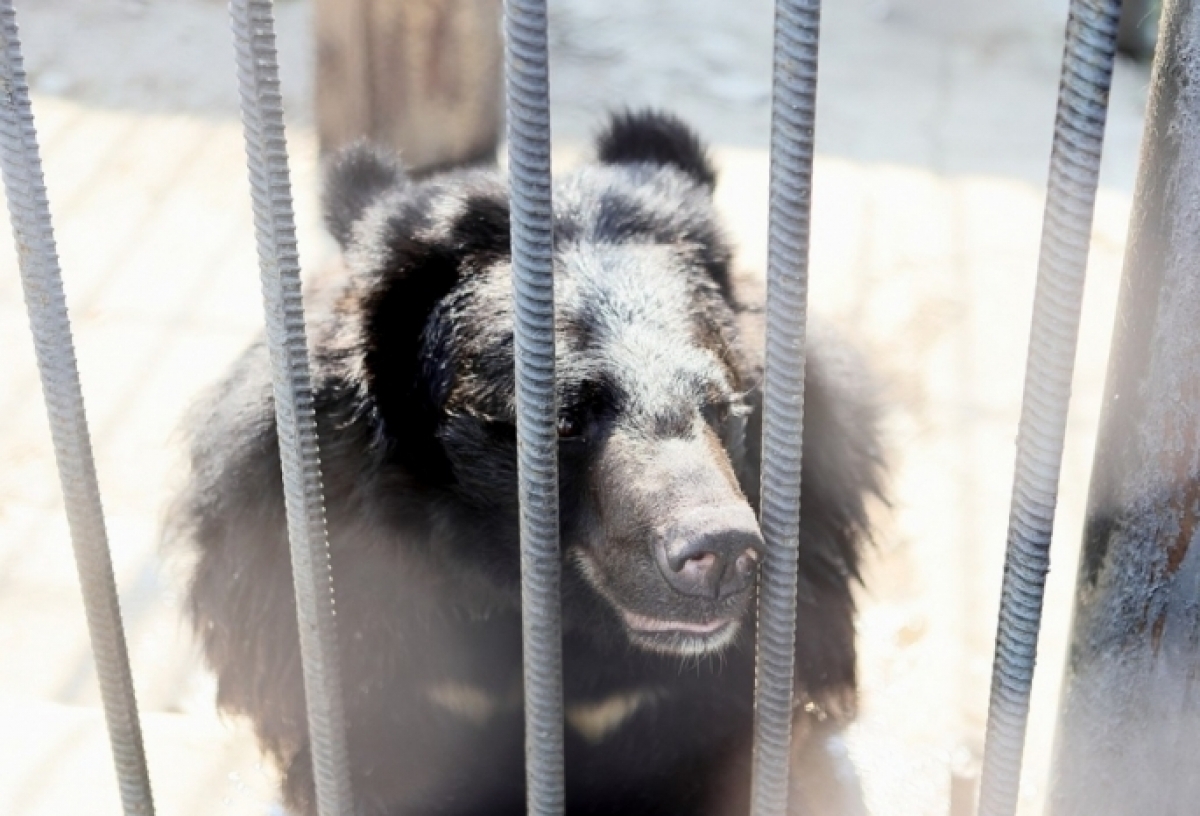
xmin=502 ymin=1 xmax=566 ymax=815
xmin=749 ymin=1 xmax=823 ymax=815
xmin=975 ymin=2 xmax=1122 ymax=815
xmin=0 ymin=2 xmax=155 ymax=814
xmin=228 ymin=1 xmax=355 ymax=814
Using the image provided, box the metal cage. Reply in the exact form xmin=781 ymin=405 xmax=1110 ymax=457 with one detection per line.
xmin=4 ymin=0 xmax=1198 ymax=814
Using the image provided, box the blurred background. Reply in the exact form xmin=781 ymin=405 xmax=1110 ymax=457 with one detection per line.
xmin=0 ymin=0 xmax=1159 ymax=813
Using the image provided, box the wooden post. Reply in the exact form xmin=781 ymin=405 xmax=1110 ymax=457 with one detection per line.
xmin=315 ymin=0 xmax=503 ymax=175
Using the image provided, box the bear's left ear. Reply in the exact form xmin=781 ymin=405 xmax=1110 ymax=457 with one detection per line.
xmin=351 ymin=181 xmax=512 ymax=486
xmin=596 ymin=109 xmax=717 ymax=192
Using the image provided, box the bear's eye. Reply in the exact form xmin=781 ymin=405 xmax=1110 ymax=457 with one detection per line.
xmin=702 ymin=398 xmax=749 ymax=429
xmin=702 ymin=401 xmax=730 ymax=428
xmin=557 ymin=415 xmax=585 ymax=441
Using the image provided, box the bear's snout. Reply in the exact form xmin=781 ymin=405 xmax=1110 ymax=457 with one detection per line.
xmin=575 ymin=425 xmax=768 ymax=655
xmin=654 ymin=507 xmax=763 ymax=600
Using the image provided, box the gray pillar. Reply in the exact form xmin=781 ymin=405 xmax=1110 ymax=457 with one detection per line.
xmin=1049 ymin=1 xmax=1200 ymax=813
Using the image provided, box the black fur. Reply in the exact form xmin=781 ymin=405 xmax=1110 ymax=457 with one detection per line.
xmin=322 ymin=140 xmax=407 ymax=248
xmin=597 ymin=110 xmax=718 ymax=191
xmin=168 ymin=109 xmax=884 ymax=816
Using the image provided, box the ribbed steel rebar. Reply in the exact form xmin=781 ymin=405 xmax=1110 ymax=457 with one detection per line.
xmin=229 ymin=2 xmax=354 ymax=814
xmin=976 ymin=3 xmax=1121 ymax=816
xmin=503 ymin=1 xmax=564 ymax=814
xmin=751 ymin=1 xmax=822 ymax=815
xmin=0 ymin=4 xmax=155 ymax=815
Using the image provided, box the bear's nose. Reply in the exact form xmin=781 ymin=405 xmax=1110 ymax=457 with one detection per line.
xmin=656 ymin=521 xmax=764 ymax=600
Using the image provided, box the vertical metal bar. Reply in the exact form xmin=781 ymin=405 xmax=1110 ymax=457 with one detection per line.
xmin=503 ymin=0 xmax=564 ymax=814
xmin=1049 ymin=0 xmax=1200 ymax=812
xmin=0 ymin=3 xmax=155 ymax=814
xmin=975 ymin=3 xmax=1121 ymax=816
xmin=751 ymin=1 xmax=822 ymax=814
xmin=228 ymin=2 xmax=354 ymax=814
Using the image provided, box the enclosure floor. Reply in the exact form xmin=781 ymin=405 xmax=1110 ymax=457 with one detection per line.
xmin=0 ymin=1 xmax=1148 ymax=814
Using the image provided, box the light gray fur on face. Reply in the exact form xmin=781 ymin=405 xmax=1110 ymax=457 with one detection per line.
xmin=559 ymin=244 xmax=734 ymax=423
xmin=445 ymin=243 xmax=735 ymax=423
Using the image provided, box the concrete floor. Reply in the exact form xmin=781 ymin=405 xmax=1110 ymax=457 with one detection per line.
xmin=0 ymin=0 xmax=1151 ymax=814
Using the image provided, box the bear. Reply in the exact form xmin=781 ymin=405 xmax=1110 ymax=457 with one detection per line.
xmin=166 ymin=109 xmax=884 ymax=816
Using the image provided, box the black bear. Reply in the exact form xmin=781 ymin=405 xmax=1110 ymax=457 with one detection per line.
xmin=167 ymin=110 xmax=884 ymax=816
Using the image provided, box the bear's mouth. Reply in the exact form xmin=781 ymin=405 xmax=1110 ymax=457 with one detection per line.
xmin=568 ymin=548 xmax=745 ymax=656
xmin=621 ymin=610 xmax=731 ymax=635
xmin=619 ymin=609 xmax=740 ymax=656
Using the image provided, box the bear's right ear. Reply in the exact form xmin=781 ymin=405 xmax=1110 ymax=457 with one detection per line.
xmin=596 ymin=109 xmax=717 ymax=191
xmin=322 ymin=142 xmax=408 ymax=249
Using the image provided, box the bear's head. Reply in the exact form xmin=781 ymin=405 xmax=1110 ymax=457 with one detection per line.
xmin=324 ymin=111 xmax=764 ymax=658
